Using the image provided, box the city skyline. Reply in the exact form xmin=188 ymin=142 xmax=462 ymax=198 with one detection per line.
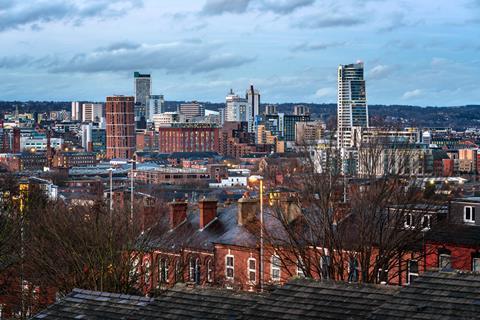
xmin=0 ymin=0 xmax=479 ymax=105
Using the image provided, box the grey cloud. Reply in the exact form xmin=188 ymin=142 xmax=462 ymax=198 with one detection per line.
xmin=368 ymin=65 xmax=393 ymax=80
xmin=258 ymin=0 xmax=315 ymax=14
xmin=0 ymin=0 xmax=142 ymax=32
xmin=293 ymin=41 xmax=344 ymax=51
xmin=295 ymin=15 xmax=366 ymax=28
xmin=98 ymin=41 xmax=142 ymax=52
xmin=0 ymin=55 xmax=31 ymax=68
xmin=48 ymin=41 xmax=255 ymax=74
xmin=201 ymin=0 xmax=251 ymax=15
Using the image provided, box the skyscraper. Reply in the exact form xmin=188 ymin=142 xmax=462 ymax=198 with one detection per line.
xmin=337 ymin=62 xmax=368 ymax=149
xmin=71 ymin=101 xmax=81 ymax=121
xmin=134 ymin=72 xmax=151 ymax=127
xmin=147 ymin=94 xmax=165 ymax=122
xmin=106 ymin=95 xmax=136 ymax=159
xmin=246 ymin=85 xmax=260 ymax=133
xmin=226 ymin=90 xmax=249 ymax=122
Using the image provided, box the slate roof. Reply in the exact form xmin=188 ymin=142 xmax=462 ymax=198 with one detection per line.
xmin=32 ymin=288 xmax=154 ymax=320
xmin=242 ymin=279 xmax=398 ymax=320
xmin=369 ymin=272 xmax=480 ymax=320
xmin=426 ymin=223 xmax=480 ymax=247
xmin=133 ymin=285 xmax=260 ymax=320
xmin=31 ymin=272 xmax=480 ymax=320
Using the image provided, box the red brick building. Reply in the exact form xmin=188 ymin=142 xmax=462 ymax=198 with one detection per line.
xmin=158 ymin=123 xmax=219 ymax=153
xmin=106 ymin=95 xmax=136 ymax=159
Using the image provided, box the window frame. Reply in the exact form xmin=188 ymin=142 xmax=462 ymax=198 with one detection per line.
xmin=271 ymin=254 xmax=281 ymax=282
xmin=464 ymin=206 xmax=476 ymax=223
xmin=421 ymin=214 xmax=431 ymax=230
xmin=407 ymin=259 xmax=419 ymax=285
xmin=247 ymin=258 xmax=256 ymax=284
xmin=225 ymin=255 xmax=234 ymax=280
xmin=297 ymin=258 xmax=306 ymax=278
xmin=439 ymin=253 xmax=451 ymax=270
xmin=473 ymin=257 xmax=480 ymax=272
xmin=206 ymin=258 xmax=213 ymax=283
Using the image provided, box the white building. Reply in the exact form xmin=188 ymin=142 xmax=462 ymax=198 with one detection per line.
xmin=226 ymin=90 xmax=249 ymax=122
xmin=20 ymin=136 xmax=63 ymax=151
xmin=152 ymin=112 xmax=185 ymax=130
xmin=148 ymin=95 xmax=165 ymax=123
xmin=337 ymin=62 xmax=368 ymax=149
xmin=71 ymin=101 xmax=81 ymax=121
xmin=178 ymin=102 xmax=205 ymax=121
xmin=82 ymin=103 xmax=103 ymax=123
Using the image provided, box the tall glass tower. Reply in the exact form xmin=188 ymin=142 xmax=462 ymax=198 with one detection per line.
xmin=337 ymin=62 xmax=368 ymax=149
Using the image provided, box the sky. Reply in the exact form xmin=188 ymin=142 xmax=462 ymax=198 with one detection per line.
xmin=0 ymin=0 xmax=479 ymax=105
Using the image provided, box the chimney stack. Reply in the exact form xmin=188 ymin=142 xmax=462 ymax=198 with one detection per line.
xmin=237 ymin=194 xmax=259 ymax=225
xmin=169 ymin=200 xmax=188 ymax=229
xmin=199 ymin=198 xmax=218 ymax=229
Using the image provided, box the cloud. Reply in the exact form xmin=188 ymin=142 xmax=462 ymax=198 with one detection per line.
xmin=431 ymin=57 xmax=448 ymax=66
xmin=201 ymin=0 xmax=251 ymax=15
xmin=293 ymin=41 xmax=344 ymax=51
xmin=315 ymin=87 xmax=335 ymax=97
xmin=402 ymin=89 xmax=423 ymax=99
xmin=295 ymin=15 xmax=366 ymax=28
xmin=379 ymin=12 xmax=407 ymax=32
xmin=368 ymin=65 xmax=393 ymax=79
xmin=259 ymin=0 xmax=315 ymax=14
xmin=47 ymin=41 xmax=255 ymax=74
xmin=0 ymin=0 xmax=142 ymax=32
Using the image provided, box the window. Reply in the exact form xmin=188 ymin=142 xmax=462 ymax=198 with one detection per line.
xmin=297 ymin=258 xmax=306 ymax=278
xmin=271 ymin=255 xmax=281 ymax=281
xmin=321 ymin=256 xmax=330 ymax=279
xmin=404 ymin=213 xmax=413 ymax=229
xmin=421 ymin=214 xmax=431 ymax=230
xmin=439 ymin=254 xmax=451 ymax=270
xmin=158 ymin=258 xmax=169 ymax=284
xmin=247 ymin=258 xmax=256 ymax=283
xmin=473 ymin=256 xmax=480 ymax=272
xmin=464 ymin=206 xmax=476 ymax=223
xmin=376 ymin=257 xmax=388 ymax=284
xmin=174 ymin=260 xmax=182 ymax=283
xmin=144 ymin=259 xmax=151 ymax=286
xmin=407 ymin=260 xmax=419 ymax=284
xmin=226 ymin=255 xmax=234 ymax=280
xmin=189 ymin=258 xmax=195 ymax=282
xmin=206 ymin=259 xmax=213 ymax=283
xmin=348 ymin=257 xmax=359 ymax=283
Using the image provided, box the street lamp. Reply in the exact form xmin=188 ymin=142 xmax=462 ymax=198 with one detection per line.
xmin=128 ymin=155 xmax=137 ymax=223
xmin=107 ymin=168 xmax=114 ymax=214
xmin=248 ymin=175 xmax=264 ymax=292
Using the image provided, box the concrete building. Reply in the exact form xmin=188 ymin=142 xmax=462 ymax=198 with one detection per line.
xmin=148 ymin=95 xmax=165 ymax=122
xmin=337 ymin=62 xmax=368 ymax=149
xmin=82 ymin=103 xmax=103 ymax=123
xmin=152 ymin=112 xmax=185 ymax=130
xmin=295 ymin=121 xmax=325 ymax=145
xmin=246 ymin=85 xmax=260 ymax=133
xmin=134 ymin=72 xmax=151 ymax=126
xmin=178 ymin=102 xmax=205 ymax=121
xmin=264 ymin=105 xmax=278 ymax=115
xmin=106 ymin=95 xmax=136 ymax=159
xmin=226 ymin=90 xmax=249 ymax=122
xmin=71 ymin=101 xmax=81 ymax=121
xmin=293 ymin=105 xmax=310 ymax=116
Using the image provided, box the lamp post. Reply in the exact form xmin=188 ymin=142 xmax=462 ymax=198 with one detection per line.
xmin=129 ymin=155 xmax=137 ymax=223
xmin=107 ymin=168 xmax=114 ymax=214
xmin=248 ymin=175 xmax=264 ymax=292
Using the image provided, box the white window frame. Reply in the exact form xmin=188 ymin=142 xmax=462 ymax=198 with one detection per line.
xmin=407 ymin=259 xmax=419 ymax=285
xmin=144 ymin=259 xmax=151 ymax=285
xmin=404 ymin=213 xmax=414 ymax=229
xmin=189 ymin=258 xmax=195 ymax=282
xmin=297 ymin=258 xmax=306 ymax=278
xmin=439 ymin=254 xmax=451 ymax=270
xmin=464 ymin=206 xmax=475 ymax=223
xmin=473 ymin=257 xmax=480 ymax=272
xmin=421 ymin=214 xmax=431 ymax=230
xmin=225 ymin=255 xmax=234 ymax=280
xmin=247 ymin=258 xmax=256 ymax=284
xmin=206 ymin=259 xmax=213 ymax=283
xmin=271 ymin=255 xmax=281 ymax=281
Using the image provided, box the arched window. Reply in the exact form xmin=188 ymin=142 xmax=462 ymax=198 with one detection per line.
xmin=174 ymin=259 xmax=182 ymax=283
xmin=195 ymin=258 xmax=201 ymax=284
xmin=158 ymin=257 xmax=169 ymax=285
xmin=189 ymin=257 xmax=195 ymax=282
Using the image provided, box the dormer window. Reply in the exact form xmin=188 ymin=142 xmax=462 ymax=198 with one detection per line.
xmin=421 ymin=214 xmax=431 ymax=230
xmin=404 ymin=213 xmax=413 ymax=229
xmin=464 ymin=206 xmax=476 ymax=223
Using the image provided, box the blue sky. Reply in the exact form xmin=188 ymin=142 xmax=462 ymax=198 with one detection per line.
xmin=0 ymin=0 xmax=479 ymax=105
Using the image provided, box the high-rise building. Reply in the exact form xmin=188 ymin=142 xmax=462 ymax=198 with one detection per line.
xmin=148 ymin=95 xmax=165 ymax=122
xmin=178 ymin=102 xmax=205 ymax=121
xmin=337 ymin=62 xmax=368 ymax=149
xmin=82 ymin=103 xmax=103 ymax=123
xmin=225 ymin=90 xmax=249 ymax=122
xmin=294 ymin=105 xmax=310 ymax=116
xmin=106 ymin=96 xmax=136 ymax=159
xmin=134 ymin=72 xmax=151 ymax=127
xmin=71 ymin=101 xmax=81 ymax=121
xmin=265 ymin=104 xmax=278 ymax=115
xmin=246 ymin=85 xmax=260 ymax=133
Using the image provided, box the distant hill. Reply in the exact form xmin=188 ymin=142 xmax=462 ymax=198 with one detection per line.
xmin=1 ymin=100 xmax=480 ymax=130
